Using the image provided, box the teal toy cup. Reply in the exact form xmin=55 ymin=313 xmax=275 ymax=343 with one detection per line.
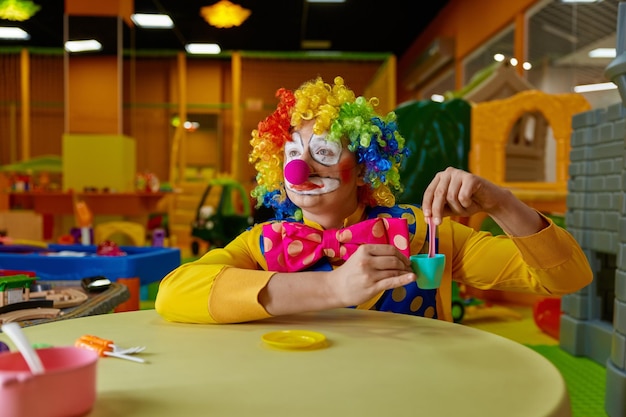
xmin=410 ymin=253 xmax=445 ymax=290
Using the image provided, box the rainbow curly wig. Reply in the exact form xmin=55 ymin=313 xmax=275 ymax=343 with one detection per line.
xmin=249 ymin=76 xmax=408 ymax=220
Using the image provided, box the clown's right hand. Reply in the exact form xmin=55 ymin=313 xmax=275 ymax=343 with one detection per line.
xmin=328 ymin=244 xmax=415 ymax=307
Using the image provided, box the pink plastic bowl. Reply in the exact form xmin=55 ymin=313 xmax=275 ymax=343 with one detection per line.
xmin=0 ymin=346 xmax=99 ymax=417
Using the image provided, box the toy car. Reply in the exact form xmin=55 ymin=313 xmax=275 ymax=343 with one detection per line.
xmin=190 ymin=178 xmax=254 ymax=256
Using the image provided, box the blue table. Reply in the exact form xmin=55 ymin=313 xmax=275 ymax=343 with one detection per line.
xmin=0 ymin=244 xmax=180 ymax=286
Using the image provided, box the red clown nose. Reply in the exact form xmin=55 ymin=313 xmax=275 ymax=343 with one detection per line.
xmin=284 ymin=159 xmax=310 ymax=185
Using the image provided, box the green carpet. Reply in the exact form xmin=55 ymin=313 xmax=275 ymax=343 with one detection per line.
xmin=527 ymin=345 xmax=607 ymax=417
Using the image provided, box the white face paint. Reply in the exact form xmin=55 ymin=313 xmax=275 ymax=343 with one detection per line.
xmin=308 ymin=134 xmax=342 ymax=166
xmin=284 ymin=129 xmax=347 ymax=196
xmin=285 ymin=132 xmax=342 ymax=165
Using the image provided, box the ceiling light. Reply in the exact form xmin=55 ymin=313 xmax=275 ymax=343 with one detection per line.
xmin=0 ymin=26 xmax=29 ymax=39
xmin=588 ymin=48 xmax=616 ymax=58
xmin=574 ymin=82 xmax=617 ymax=93
xmin=65 ymin=39 xmax=102 ymax=53
xmin=0 ymin=0 xmax=40 ymax=21
xmin=185 ymin=43 xmax=221 ymax=55
xmin=200 ymin=0 xmax=250 ymax=28
xmin=131 ymin=13 xmax=174 ymax=29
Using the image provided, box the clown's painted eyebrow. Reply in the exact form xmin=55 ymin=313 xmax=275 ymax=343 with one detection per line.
xmin=285 ymin=132 xmax=305 ymax=160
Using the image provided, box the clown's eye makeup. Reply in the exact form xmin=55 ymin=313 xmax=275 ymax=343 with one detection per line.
xmin=309 ymin=134 xmax=342 ymax=166
xmin=285 ymin=133 xmax=305 ymax=162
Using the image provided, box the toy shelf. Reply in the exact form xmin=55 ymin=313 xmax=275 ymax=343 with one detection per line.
xmin=7 ymin=191 xmax=168 ymax=216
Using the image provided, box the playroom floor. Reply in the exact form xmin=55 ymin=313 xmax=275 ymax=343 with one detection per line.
xmin=461 ymin=301 xmax=558 ymax=345
xmin=462 ymin=302 xmax=608 ymax=417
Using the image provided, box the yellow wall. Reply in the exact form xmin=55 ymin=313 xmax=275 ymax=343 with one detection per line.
xmin=0 ymin=52 xmax=387 ymax=184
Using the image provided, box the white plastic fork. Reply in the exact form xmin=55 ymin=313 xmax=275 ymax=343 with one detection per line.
xmin=113 ymin=345 xmax=146 ymax=355
xmin=104 ymin=350 xmax=146 ymax=364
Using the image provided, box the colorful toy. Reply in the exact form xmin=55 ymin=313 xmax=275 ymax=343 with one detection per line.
xmin=151 ymin=228 xmax=166 ymax=247
xmin=0 ymin=272 xmax=90 ymax=323
xmin=190 ymin=177 xmax=254 ymax=256
xmin=74 ymin=335 xmax=145 ymax=363
xmin=0 ymin=236 xmax=48 ymax=251
xmin=73 ymin=199 xmax=93 ymax=245
xmin=533 ymin=297 xmax=561 ymax=340
xmin=146 ymin=212 xmax=170 ymax=247
xmin=0 ymin=275 xmax=36 ymax=308
xmin=96 ymin=241 xmax=127 ymax=256
xmin=450 ymin=282 xmax=484 ymax=323
xmin=94 ymin=221 xmax=146 ymax=247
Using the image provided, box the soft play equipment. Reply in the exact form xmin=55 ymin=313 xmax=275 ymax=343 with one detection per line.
xmin=94 ymin=221 xmax=146 ymax=247
xmin=395 ymin=98 xmax=471 ymax=205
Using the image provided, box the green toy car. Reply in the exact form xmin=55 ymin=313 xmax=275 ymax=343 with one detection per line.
xmin=190 ymin=178 xmax=254 ymax=256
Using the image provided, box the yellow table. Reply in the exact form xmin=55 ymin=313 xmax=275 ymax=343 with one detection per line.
xmin=0 ymin=309 xmax=571 ymax=417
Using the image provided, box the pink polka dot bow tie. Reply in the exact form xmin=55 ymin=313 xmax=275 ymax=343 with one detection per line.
xmin=263 ymin=218 xmax=410 ymax=272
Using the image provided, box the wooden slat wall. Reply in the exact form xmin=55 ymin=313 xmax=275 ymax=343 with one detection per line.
xmin=1 ymin=52 xmax=387 ymax=185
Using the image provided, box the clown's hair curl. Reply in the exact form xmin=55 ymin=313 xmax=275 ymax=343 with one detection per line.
xmin=249 ymin=76 xmax=408 ymax=220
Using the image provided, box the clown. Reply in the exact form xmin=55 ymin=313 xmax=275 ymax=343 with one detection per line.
xmin=156 ymin=76 xmax=592 ymax=324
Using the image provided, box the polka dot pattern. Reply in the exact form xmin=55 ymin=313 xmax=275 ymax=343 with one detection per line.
xmin=262 ymin=217 xmax=410 ymax=273
xmin=392 ymin=287 xmax=406 ymax=302
xmin=410 ymin=296 xmax=423 ymax=312
xmin=376 ymin=283 xmax=438 ymax=319
xmin=260 ymin=205 xmax=438 ymax=320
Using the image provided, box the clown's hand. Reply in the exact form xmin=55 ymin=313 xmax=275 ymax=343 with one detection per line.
xmin=421 ymin=167 xmax=547 ymax=237
xmin=421 ymin=167 xmax=508 ymax=224
xmin=329 ymin=244 xmax=414 ymax=307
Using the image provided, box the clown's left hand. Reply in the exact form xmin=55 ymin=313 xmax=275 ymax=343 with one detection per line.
xmin=421 ymin=167 xmax=547 ymax=237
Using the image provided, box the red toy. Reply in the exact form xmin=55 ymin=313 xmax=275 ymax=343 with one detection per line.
xmin=96 ymin=241 xmax=126 ymax=257
xmin=533 ymin=297 xmax=561 ymax=339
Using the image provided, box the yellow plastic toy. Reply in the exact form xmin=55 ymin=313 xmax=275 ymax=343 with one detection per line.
xmin=94 ymin=221 xmax=146 ymax=247
xmin=468 ymin=90 xmax=591 ymax=230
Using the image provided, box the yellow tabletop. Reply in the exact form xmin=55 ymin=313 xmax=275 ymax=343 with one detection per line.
xmin=1 ymin=309 xmax=571 ymax=417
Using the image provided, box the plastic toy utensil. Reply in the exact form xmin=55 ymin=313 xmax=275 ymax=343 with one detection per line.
xmin=75 ymin=335 xmax=146 ymax=364
xmin=428 ymin=217 xmax=436 ymax=258
xmin=284 ymin=159 xmax=310 ymax=185
xmin=1 ymin=322 xmax=45 ymax=374
xmin=77 ymin=334 xmax=145 ymax=354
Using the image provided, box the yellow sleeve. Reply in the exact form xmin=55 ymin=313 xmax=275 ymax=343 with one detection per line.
xmin=155 ymin=224 xmax=275 ymax=324
xmin=449 ymin=214 xmax=593 ymax=295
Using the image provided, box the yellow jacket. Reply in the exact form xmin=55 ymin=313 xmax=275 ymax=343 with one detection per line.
xmin=156 ymin=204 xmax=592 ymax=323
